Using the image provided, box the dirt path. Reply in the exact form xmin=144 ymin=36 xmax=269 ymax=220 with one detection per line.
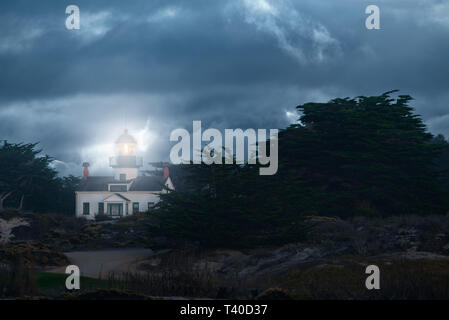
xmin=46 ymin=248 xmax=154 ymax=278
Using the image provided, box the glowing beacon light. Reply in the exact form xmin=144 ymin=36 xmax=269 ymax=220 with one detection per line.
xmin=110 ymin=129 xmax=142 ymax=180
xmin=115 ymin=129 xmax=137 ymax=156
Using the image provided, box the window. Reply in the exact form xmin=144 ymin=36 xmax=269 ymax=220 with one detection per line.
xmin=132 ymin=202 xmax=139 ymax=213
xmin=109 ymin=184 xmax=127 ymax=192
xmin=148 ymin=202 xmax=155 ymax=211
xmin=83 ymin=202 xmax=90 ymax=215
xmin=98 ymin=202 xmax=104 ymax=214
xmin=119 ymin=173 xmax=126 ymax=181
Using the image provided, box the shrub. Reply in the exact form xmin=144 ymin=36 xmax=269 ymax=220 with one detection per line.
xmin=95 ymin=214 xmax=113 ymax=222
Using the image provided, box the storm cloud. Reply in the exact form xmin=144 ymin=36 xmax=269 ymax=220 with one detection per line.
xmin=1 ymin=0 xmax=448 ymax=176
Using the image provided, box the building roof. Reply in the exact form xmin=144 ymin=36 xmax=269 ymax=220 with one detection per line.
xmin=129 ymin=176 xmax=166 ymax=191
xmin=115 ymin=129 xmax=137 ymax=144
xmin=77 ymin=175 xmax=166 ymax=192
xmin=77 ymin=177 xmax=116 ymax=191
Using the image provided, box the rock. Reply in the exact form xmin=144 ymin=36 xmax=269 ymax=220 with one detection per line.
xmin=0 ymin=217 xmax=30 ymax=244
xmin=436 ymin=233 xmax=446 ymax=241
xmin=442 ymin=243 xmax=449 ymax=253
xmin=396 ymin=251 xmax=449 ymax=261
xmin=0 ymin=240 xmax=69 ymax=266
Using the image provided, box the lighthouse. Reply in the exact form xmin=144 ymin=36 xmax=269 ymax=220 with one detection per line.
xmin=109 ymin=129 xmax=143 ymax=181
xmin=75 ymin=129 xmax=174 ymax=219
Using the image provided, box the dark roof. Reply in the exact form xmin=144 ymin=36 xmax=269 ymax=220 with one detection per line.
xmin=129 ymin=176 xmax=165 ymax=191
xmin=77 ymin=177 xmax=116 ymax=191
xmin=77 ymin=176 xmax=166 ymax=192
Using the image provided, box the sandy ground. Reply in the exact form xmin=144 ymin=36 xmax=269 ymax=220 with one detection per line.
xmin=46 ymin=248 xmax=153 ymax=278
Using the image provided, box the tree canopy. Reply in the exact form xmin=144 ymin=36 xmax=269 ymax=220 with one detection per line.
xmin=0 ymin=141 xmax=79 ymax=214
xmin=150 ymin=91 xmax=449 ymax=247
xmin=276 ymin=91 xmax=449 ymax=217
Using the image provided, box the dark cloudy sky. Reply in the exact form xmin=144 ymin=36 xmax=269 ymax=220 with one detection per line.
xmin=1 ymin=0 xmax=448 ymax=176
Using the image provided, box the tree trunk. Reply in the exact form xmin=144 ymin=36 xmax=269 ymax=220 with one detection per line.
xmin=17 ymin=194 xmax=25 ymax=212
xmin=0 ymin=191 xmax=13 ymax=211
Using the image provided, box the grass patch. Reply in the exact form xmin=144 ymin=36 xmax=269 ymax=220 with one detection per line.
xmin=278 ymin=255 xmax=449 ymax=299
xmin=35 ymin=272 xmax=109 ymax=292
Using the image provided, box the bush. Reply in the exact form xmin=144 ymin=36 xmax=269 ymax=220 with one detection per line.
xmin=95 ymin=214 xmax=112 ymax=222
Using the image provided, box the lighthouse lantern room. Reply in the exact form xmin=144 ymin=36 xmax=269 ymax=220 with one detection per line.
xmin=109 ymin=129 xmax=143 ymax=181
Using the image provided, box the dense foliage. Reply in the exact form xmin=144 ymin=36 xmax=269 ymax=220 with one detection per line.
xmin=151 ymin=158 xmax=308 ymax=247
xmin=276 ymin=91 xmax=449 ymax=217
xmin=0 ymin=142 xmax=79 ymax=214
xmin=151 ymin=92 xmax=449 ymax=247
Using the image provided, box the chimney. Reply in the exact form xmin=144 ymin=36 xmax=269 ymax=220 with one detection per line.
xmin=163 ymin=167 xmax=169 ymax=180
xmin=82 ymin=162 xmax=90 ymax=179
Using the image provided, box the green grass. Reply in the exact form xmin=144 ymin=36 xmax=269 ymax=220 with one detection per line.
xmin=1 ymin=270 xmax=127 ymax=298
xmin=35 ymin=272 xmax=109 ymax=291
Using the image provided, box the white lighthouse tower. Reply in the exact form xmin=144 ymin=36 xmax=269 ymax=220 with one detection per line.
xmin=109 ymin=129 xmax=143 ymax=181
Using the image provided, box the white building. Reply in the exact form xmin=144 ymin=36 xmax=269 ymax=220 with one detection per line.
xmin=75 ymin=129 xmax=174 ymax=220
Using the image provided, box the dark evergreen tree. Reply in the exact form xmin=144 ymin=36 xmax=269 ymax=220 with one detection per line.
xmin=276 ymin=91 xmax=449 ymax=217
xmin=0 ymin=141 xmax=80 ymax=214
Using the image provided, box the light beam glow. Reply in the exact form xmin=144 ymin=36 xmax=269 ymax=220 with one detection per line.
xmin=135 ymin=118 xmax=156 ymax=152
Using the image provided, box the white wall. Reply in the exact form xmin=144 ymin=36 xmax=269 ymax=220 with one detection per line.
xmin=76 ymin=191 xmax=161 ymax=220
